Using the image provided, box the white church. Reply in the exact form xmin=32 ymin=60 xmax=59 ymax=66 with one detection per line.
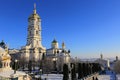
xmin=8 ymin=4 xmax=71 ymax=72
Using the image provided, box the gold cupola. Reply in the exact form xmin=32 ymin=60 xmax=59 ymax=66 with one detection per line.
xmin=28 ymin=3 xmax=40 ymax=20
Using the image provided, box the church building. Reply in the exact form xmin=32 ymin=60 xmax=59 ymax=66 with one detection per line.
xmin=46 ymin=39 xmax=71 ymax=71
xmin=1 ymin=4 xmax=71 ymax=72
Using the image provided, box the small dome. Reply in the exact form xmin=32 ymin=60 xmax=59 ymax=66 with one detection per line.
xmin=0 ymin=40 xmax=5 ymax=46
xmin=28 ymin=4 xmax=40 ymax=20
xmin=28 ymin=13 xmax=40 ymax=20
xmin=52 ymin=39 xmax=58 ymax=43
xmin=0 ymin=47 xmax=11 ymax=61
xmin=2 ymin=55 xmax=11 ymax=60
xmin=51 ymin=39 xmax=59 ymax=49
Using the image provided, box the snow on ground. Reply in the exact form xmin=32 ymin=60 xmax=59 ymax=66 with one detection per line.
xmin=38 ymin=73 xmax=113 ymax=80
xmin=38 ymin=73 xmax=111 ymax=80
xmin=34 ymin=71 xmax=118 ymax=80
xmin=98 ymin=75 xmax=110 ymax=80
xmin=37 ymin=74 xmax=63 ymax=80
xmin=98 ymin=70 xmax=117 ymax=80
xmin=116 ymin=75 xmax=120 ymax=80
xmin=0 ymin=69 xmax=26 ymax=78
xmin=106 ymin=70 xmax=117 ymax=80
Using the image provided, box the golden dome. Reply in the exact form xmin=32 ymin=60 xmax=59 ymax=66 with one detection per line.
xmin=2 ymin=55 xmax=11 ymax=61
xmin=0 ymin=47 xmax=11 ymax=61
xmin=28 ymin=13 xmax=40 ymax=20
xmin=28 ymin=4 xmax=40 ymax=20
xmin=52 ymin=39 xmax=58 ymax=44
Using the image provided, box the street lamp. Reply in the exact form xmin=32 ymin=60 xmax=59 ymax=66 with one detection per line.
xmin=40 ymin=69 xmax=42 ymax=79
xmin=14 ymin=59 xmax=18 ymax=74
xmin=53 ymin=57 xmax=57 ymax=71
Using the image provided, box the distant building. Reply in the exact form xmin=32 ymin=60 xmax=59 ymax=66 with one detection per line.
xmin=94 ymin=54 xmax=110 ymax=70
xmin=116 ymin=56 xmax=118 ymax=61
xmin=110 ymin=56 xmax=119 ymax=71
xmin=100 ymin=54 xmax=103 ymax=60
xmin=9 ymin=49 xmax=21 ymax=61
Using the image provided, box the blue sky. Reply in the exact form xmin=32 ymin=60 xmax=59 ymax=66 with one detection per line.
xmin=0 ymin=0 xmax=120 ymax=58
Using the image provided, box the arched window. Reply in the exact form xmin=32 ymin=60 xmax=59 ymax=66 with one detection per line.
xmin=29 ymin=31 xmax=31 ymax=35
xmin=4 ymin=62 xmax=5 ymax=67
xmin=36 ymin=31 xmax=38 ymax=35
xmin=37 ymin=41 xmax=39 ymax=46
xmin=7 ymin=63 xmax=8 ymax=67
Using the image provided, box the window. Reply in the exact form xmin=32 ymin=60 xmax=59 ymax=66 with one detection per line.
xmin=29 ymin=31 xmax=31 ymax=35
xmin=36 ymin=31 xmax=38 ymax=35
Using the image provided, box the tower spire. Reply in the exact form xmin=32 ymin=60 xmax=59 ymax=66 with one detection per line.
xmin=62 ymin=41 xmax=65 ymax=49
xmin=100 ymin=52 xmax=103 ymax=59
xmin=33 ymin=3 xmax=36 ymax=14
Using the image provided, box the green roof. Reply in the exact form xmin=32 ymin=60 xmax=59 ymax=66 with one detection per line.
xmin=0 ymin=40 xmax=5 ymax=46
xmin=52 ymin=39 xmax=57 ymax=43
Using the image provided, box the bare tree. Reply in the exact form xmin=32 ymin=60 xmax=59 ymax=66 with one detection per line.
xmin=58 ymin=57 xmax=64 ymax=72
xmin=42 ymin=58 xmax=54 ymax=73
xmin=19 ymin=56 xmax=26 ymax=70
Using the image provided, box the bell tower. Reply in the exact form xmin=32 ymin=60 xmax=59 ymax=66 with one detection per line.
xmin=21 ymin=4 xmax=46 ymax=62
xmin=27 ymin=3 xmax=42 ymax=48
